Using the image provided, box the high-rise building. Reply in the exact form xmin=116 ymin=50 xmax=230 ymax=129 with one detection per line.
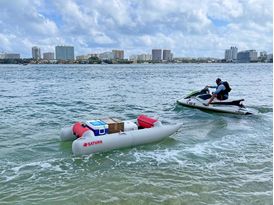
xmin=32 ymin=46 xmax=41 ymax=60
xmin=231 ymin=46 xmax=238 ymax=60
xmin=112 ymin=50 xmax=124 ymax=59
xmin=55 ymin=46 xmax=74 ymax=60
xmin=249 ymin=50 xmax=258 ymax=62
xmin=152 ymin=49 xmax=162 ymax=61
xmin=237 ymin=50 xmax=258 ymax=63
xmin=225 ymin=49 xmax=232 ymax=62
xmin=163 ymin=49 xmax=172 ymax=61
xmin=43 ymin=52 xmax=54 ymax=60
xmin=267 ymin=54 xmax=273 ymax=62
xmin=224 ymin=46 xmax=237 ymax=62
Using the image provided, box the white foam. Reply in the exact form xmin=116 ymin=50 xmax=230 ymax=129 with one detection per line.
xmin=131 ymin=148 xmax=183 ymax=166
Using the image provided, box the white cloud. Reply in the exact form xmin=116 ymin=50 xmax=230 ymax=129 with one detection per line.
xmin=0 ymin=0 xmax=272 ymax=58
xmin=0 ymin=0 xmax=58 ymax=36
xmin=0 ymin=33 xmax=12 ymax=51
xmin=208 ymin=0 xmax=243 ymax=20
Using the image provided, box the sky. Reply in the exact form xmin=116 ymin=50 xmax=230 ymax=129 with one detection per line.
xmin=0 ymin=0 xmax=272 ymax=58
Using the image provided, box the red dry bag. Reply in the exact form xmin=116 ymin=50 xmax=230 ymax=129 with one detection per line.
xmin=137 ymin=115 xmax=157 ymax=128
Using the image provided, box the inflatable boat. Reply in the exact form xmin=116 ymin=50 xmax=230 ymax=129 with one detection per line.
xmin=60 ymin=115 xmax=182 ymax=156
xmin=177 ymin=87 xmax=252 ymax=115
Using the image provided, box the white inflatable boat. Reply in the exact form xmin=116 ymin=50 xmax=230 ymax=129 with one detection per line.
xmin=60 ymin=115 xmax=182 ymax=156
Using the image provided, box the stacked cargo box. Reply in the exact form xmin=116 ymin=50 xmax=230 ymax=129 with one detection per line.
xmin=101 ymin=118 xmax=124 ymax=134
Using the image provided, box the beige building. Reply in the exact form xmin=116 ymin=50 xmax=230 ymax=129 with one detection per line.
xmin=112 ymin=50 xmax=124 ymax=59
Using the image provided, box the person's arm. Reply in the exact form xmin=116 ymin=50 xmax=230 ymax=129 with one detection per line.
xmin=205 ymin=85 xmax=217 ymax=88
xmin=213 ymin=84 xmax=225 ymax=94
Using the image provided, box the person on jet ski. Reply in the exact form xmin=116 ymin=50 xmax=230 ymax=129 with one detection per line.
xmin=205 ymin=78 xmax=231 ymax=106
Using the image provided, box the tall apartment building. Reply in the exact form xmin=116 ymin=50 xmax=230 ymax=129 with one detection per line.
xmin=112 ymin=50 xmax=124 ymax=59
xmin=267 ymin=54 xmax=273 ymax=62
xmin=224 ymin=46 xmax=238 ymax=62
xmin=163 ymin=49 xmax=172 ymax=61
xmin=237 ymin=50 xmax=258 ymax=63
xmin=55 ymin=46 xmax=74 ymax=60
xmin=231 ymin=46 xmax=238 ymax=60
xmin=249 ymin=50 xmax=258 ymax=62
xmin=32 ymin=46 xmax=41 ymax=60
xmin=152 ymin=49 xmax=162 ymax=61
xmin=43 ymin=52 xmax=54 ymax=60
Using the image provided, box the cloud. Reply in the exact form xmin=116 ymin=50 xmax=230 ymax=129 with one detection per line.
xmin=0 ymin=33 xmax=13 ymax=51
xmin=0 ymin=0 xmax=59 ymax=55
xmin=0 ymin=0 xmax=272 ymax=58
xmin=208 ymin=0 xmax=244 ymax=20
xmin=0 ymin=0 xmax=58 ymax=37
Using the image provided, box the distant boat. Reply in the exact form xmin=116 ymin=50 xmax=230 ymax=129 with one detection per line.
xmin=22 ymin=63 xmax=28 ymax=66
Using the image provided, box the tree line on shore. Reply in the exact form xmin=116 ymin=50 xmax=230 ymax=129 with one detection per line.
xmin=0 ymin=56 xmax=272 ymax=64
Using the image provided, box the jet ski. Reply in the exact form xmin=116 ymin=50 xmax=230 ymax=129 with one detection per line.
xmin=177 ymin=87 xmax=252 ymax=115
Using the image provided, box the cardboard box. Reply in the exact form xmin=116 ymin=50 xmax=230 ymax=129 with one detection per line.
xmin=101 ymin=118 xmax=124 ymax=134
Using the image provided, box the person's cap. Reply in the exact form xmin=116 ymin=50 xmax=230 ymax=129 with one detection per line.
xmin=216 ymin=78 xmax=221 ymax=83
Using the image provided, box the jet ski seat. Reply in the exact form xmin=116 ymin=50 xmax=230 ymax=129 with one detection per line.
xmin=198 ymin=94 xmax=211 ymax=100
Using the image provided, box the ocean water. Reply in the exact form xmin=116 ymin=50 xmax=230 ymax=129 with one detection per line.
xmin=0 ymin=63 xmax=272 ymax=205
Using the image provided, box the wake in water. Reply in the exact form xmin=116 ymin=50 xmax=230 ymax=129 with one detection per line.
xmin=249 ymin=105 xmax=273 ymax=114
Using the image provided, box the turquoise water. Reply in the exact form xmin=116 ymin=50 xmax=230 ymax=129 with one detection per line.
xmin=0 ymin=64 xmax=272 ymax=205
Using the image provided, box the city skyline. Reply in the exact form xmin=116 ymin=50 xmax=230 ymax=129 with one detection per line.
xmin=0 ymin=45 xmax=272 ymax=61
xmin=0 ymin=0 xmax=272 ymax=58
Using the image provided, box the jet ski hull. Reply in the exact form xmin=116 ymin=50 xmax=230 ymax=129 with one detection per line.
xmin=177 ymin=98 xmax=252 ymax=115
